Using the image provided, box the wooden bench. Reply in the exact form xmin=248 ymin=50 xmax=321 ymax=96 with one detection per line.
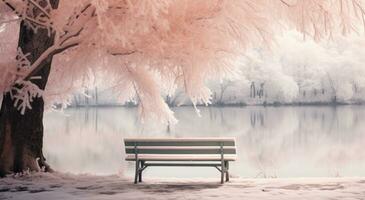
xmin=124 ymin=138 xmax=236 ymax=184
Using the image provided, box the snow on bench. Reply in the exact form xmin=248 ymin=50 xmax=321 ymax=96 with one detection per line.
xmin=124 ymin=138 xmax=237 ymax=184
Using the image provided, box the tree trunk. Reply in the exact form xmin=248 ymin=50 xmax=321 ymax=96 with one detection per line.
xmin=0 ymin=0 xmax=59 ymax=176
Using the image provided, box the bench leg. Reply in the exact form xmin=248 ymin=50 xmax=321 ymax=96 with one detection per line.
xmin=139 ymin=161 xmax=144 ymax=182
xmin=225 ymin=161 xmax=229 ymax=182
xmin=221 ymin=161 xmax=225 ymax=184
xmin=134 ymin=160 xmax=139 ymax=184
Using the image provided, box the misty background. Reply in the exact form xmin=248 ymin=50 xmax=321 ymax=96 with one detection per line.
xmin=69 ymin=31 xmax=365 ymax=107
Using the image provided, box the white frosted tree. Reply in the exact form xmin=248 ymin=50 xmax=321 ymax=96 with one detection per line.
xmin=0 ymin=0 xmax=364 ymax=175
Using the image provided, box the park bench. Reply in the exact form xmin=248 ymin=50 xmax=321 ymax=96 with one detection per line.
xmin=124 ymin=138 xmax=236 ymax=184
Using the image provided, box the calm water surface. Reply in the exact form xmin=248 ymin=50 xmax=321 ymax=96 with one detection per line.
xmin=44 ymin=106 xmax=365 ymax=178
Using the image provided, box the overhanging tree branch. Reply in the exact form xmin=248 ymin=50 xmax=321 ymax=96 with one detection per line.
xmin=20 ymin=3 xmax=96 ymax=81
xmin=23 ymin=43 xmax=78 ymax=81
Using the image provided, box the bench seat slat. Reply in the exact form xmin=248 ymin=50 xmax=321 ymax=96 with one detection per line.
xmin=124 ymin=138 xmax=235 ymax=147
xmin=125 ymin=148 xmax=236 ymax=154
xmin=144 ymin=163 xmax=222 ymax=167
xmin=125 ymin=138 xmax=235 ymax=142
xmin=125 ymin=154 xmax=237 ymax=161
xmin=126 ymin=146 xmax=235 ymax=149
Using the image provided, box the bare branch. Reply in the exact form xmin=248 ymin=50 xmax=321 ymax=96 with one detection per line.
xmin=110 ymin=50 xmax=137 ymax=56
xmin=279 ymin=0 xmax=294 ymax=7
xmin=28 ymin=0 xmax=51 ymax=19
xmin=2 ymin=0 xmax=16 ymax=11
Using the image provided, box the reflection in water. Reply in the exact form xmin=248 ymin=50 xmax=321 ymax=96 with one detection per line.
xmin=250 ymin=110 xmax=265 ymax=127
xmin=44 ymin=106 xmax=365 ymax=178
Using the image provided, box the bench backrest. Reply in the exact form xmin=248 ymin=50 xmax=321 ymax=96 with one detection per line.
xmin=124 ymin=138 xmax=236 ymax=155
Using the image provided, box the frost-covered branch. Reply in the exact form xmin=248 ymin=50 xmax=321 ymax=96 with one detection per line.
xmin=5 ymin=2 xmax=96 ymax=114
xmin=281 ymin=0 xmax=365 ymax=40
xmin=1 ymin=0 xmax=55 ymax=34
xmin=23 ymin=3 xmax=96 ymax=81
xmin=0 ymin=18 xmax=19 ymax=25
xmin=11 ymin=79 xmax=43 ymax=114
xmin=352 ymin=0 xmax=365 ymax=30
xmin=28 ymin=0 xmax=51 ymax=19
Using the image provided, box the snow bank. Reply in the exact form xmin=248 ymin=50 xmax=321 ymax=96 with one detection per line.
xmin=0 ymin=172 xmax=364 ymax=200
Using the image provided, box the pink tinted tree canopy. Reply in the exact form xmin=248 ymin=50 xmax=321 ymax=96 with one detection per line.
xmin=0 ymin=0 xmax=364 ymax=123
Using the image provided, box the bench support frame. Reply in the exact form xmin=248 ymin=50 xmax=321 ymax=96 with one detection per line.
xmin=133 ymin=161 xmax=230 ymax=184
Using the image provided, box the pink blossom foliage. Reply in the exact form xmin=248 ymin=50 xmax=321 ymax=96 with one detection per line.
xmin=0 ymin=0 xmax=364 ymax=123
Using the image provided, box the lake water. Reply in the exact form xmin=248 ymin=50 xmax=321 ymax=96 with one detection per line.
xmin=44 ymin=106 xmax=365 ymax=178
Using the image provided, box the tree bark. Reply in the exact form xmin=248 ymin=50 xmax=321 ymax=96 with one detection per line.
xmin=0 ymin=0 xmax=59 ymax=177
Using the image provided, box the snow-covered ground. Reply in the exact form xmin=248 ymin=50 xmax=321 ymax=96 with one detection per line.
xmin=0 ymin=173 xmax=364 ymax=200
